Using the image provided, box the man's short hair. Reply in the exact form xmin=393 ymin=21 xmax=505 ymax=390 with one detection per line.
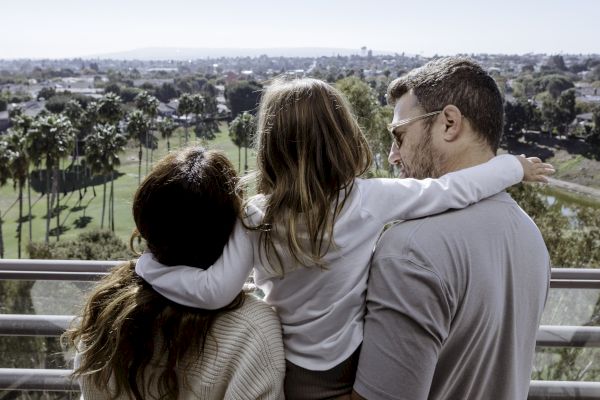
xmin=387 ymin=57 xmax=504 ymax=152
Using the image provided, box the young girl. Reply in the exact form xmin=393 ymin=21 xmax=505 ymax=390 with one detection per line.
xmin=136 ymin=78 xmax=551 ymax=398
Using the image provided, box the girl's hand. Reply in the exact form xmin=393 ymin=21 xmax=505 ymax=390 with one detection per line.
xmin=516 ymin=155 xmax=555 ymax=183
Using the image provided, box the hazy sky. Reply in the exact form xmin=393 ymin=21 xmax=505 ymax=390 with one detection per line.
xmin=1 ymin=0 xmax=598 ymax=59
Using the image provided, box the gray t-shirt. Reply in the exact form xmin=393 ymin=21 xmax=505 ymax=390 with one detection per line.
xmin=354 ymin=192 xmax=550 ymax=400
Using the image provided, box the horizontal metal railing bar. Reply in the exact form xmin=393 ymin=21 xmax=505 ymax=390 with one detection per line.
xmin=549 ymin=268 xmax=600 ymax=289
xmin=0 ymin=259 xmax=120 ymax=273
xmin=0 ymin=315 xmax=75 ymax=336
xmin=537 ymin=325 xmax=600 ymax=347
xmin=528 ymin=380 xmax=600 ymax=399
xmin=0 ymin=259 xmax=120 ymax=281
xmin=550 ymin=280 xmax=600 ymax=289
xmin=0 ymin=271 xmax=107 ymax=281
xmin=1 ymin=261 xmax=599 ymax=286
xmin=0 ymin=369 xmax=78 ymax=391
xmin=2 ymin=315 xmax=600 ymax=349
xmin=551 ymin=269 xmax=600 ymax=280
xmin=0 ymin=371 xmax=598 ymax=396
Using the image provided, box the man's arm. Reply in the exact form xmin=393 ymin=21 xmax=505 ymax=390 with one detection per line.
xmin=353 ymin=254 xmax=453 ymax=400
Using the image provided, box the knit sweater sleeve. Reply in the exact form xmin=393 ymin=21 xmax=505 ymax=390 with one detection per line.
xmin=134 ymin=218 xmax=255 ymax=309
xmin=223 ymin=298 xmax=286 ymax=400
xmin=361 ymin=154 xmax=523 ymax=223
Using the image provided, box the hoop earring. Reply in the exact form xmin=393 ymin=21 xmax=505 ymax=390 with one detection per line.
xmin=129 ymin=229 xmax=143 ymax=257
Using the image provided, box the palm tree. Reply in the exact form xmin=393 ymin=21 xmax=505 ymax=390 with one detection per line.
xmin=0 ymin=138 xmax=14 ymax=258
xmin=126 ymin=110 xmax=151 ymax=185
xmin=28 ymin=115 xmax=75 ymax=243
xmin=135 ymin=91 xmax=159 ymax=172
xmin=191 ymin=94 xmax=205 ymax=141
xmin=79 ymin=101 xmax=100 ymax=196
xmin=177 ymin=93 xmax=193 ymax=145
xmin=11 ymin=114 xmax=36 ymax=241
xmin=158 ymin=117 xmax=177 ymax=151
xmin=63 ymin=99 xmax=86 ymax=173
xmin=4 ymin=129 xmax=31 ymax=258
xmin=85 ymin=124 xmax=127 ymax=231
xmin=229 ymin=112 xmax=256 ymax=173
xmin=97 ymin=93 xmax=123 ymax=126
xmin=195 ymin=94 xmax=219 ymax=140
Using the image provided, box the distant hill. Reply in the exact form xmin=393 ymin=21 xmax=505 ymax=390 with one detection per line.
xmin=86 ymin=47 xmax=397 ymax=60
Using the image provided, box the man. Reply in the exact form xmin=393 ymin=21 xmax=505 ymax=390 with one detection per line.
xmin=352 ymin=57 xmax=550 ymax=400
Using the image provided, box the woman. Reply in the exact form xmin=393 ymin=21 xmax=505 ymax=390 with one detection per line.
xmin=65 ymin=147 xmax=285 ymax=399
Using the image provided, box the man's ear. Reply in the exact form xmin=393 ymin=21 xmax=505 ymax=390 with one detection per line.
xmin=439 ymin=105 xmax=463 ymax=141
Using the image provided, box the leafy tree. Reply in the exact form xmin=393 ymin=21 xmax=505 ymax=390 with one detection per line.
xmin=37 ymin=86 xmax=56 ymax=100
xmin=45 ymin=94 xmax=72 ymax=114
xmin=546 ymin=55 xmax=567 ymax=72
xmin=558 ymin=88 xmax=577 ymax=133
xmin=504 ymin=101 xmax=528 ymax=139
xmin=154 ymin=82 xmax=180 ymax=103
xmin=85 ymin=124 xmax=127 ymax=231
xmin=225 ymin=80 xmax=262 ymax=119
xmin=229 ymin=112 xmax=256 ymax=172
xmin=336 ymin=77 xmax=386 ymax=153
xmin=104 ymin=83 xmax=122 ymax=96
xmin=27 ymin=229 xmax=131 ymax=260
xmin=28 ymin=115 xmax=75 ymax=243
xmin=120 ymin=86 xmax=142 ymax=103
xmin=508 ymin=184 xmax=600 ymax=267
xmin=535 ymin=75 xmax=575 ymax=99
xmin=589 ymin=107 xmax=600 ymax=147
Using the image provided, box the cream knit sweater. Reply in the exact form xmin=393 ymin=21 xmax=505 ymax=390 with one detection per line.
xmin=78 ymin=295 xmax=286 ymax=400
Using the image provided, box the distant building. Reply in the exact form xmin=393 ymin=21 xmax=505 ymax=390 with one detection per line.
xmin=0 ymin=111 xmax=9 ymax=133
xmin=158 ymin=99 xmax=178 ymax=117
xmin=17 ymin=100 xmax=46 ymax=118
xmin=575 ymin=112 xmax=593 ymax=125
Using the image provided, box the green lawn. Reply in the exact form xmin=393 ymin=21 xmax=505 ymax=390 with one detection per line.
xmin=0 ymin=123 xmax=256 ymax=259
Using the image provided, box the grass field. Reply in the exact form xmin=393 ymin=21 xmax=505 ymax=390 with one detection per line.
xmin=0 ymin=123 xmax=256 ymax=259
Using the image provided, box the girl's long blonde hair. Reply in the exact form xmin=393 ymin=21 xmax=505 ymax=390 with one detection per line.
xmin=250 ymin=78 xmax=372 ymax=273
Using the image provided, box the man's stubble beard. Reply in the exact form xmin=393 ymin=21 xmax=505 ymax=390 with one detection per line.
xmin=404 ymin=124 xmax=445 ymax=180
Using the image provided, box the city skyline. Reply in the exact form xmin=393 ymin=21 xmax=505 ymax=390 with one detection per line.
xmin=1 ymin=0 xmax=599 ymax=59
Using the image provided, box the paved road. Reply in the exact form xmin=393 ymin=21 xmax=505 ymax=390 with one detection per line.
xmin=546 ymin=177 xmax=600 ymax=201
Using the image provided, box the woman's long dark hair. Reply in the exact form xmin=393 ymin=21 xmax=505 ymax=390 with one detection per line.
xmin=64 ymin=147 xmax=244 ymax=399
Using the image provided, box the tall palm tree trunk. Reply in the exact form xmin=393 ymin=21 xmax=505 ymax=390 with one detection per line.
xmin=53 ymin=167 xmax=60 ymax=241
xmin=138 ymin=142 xmax=143 ymax=185
xmin=0 ymin=209 xmax=4 ymax=258
xmin=45 ymin=165 xmax=52 ymax=244
xmin=110 ymin=171 xmax=115 ymax=232
xmin=17 ymin=181 xmax=23 ymax=258
xmin=184 ymin=120 xmax=189 ymax=144
xmin=27 ymin=173 xmax=32 ymax=241
xmin=108 ymin=181 xmax=112 ymax=232
xmin=145 ymin=131 xmax=149 ymax=175
xmin=101 ymin=176 xmax=107 ymax=229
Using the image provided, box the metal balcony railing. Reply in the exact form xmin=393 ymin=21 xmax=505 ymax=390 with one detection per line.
xmin=1 ymin=259 xmax=600 ymax=398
